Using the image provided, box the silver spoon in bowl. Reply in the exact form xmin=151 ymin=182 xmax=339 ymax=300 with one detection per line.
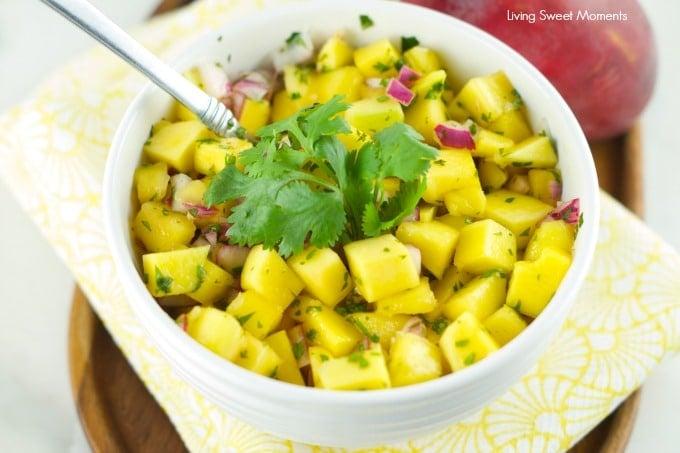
xmin=39 ymin=0 xmax=239 ymax=137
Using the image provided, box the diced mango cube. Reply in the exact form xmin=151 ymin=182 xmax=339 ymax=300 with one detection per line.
xmin=528 ymin=169 xmax=562 ymax=206
xmin=143 ymin=120 xmax=210 ymax=172
xmin=353 ymin=38 xmax=400 ymax=78
xmin=185 ymin=306 xmax=246 ymax=361
xmin=444 ymin=185 xmax=487 ymax=217
xmin=436 ymin=214 xmax=475 ymax=231
xmin=403 ymin=46 xmax=442 ymax=74
xmin=396 ymin=221 xmax=459 ymax=278
xmin=315 ymin=66 xmax=364 ymax=103
xmin=296 ymin=297 xmax=361 ymax=356
xmin=194 ymin=137 xmax=253 ymax=175
xmin=431 ymin=265 xmax=472 ymax=307
xmin=483 ymin=305 xmax=528 ymax=346
xmin=479 ymin=161 xmax=508 ymax=191
xmin=439 ymin=311 xmax=499 ymax=371
xmin=388 ymin=332 xmax=442 ymax=387
xmin=134 ymin=162 xmax=169 ymax=204
xmin=235 ymin=332 xmax=282 ymax=377
xmin=241 ymin=245 xmax=304 ymax=309
xmin=346 ymin=97 xmax=404 ymax=134
xmin=524 ymin=220 xmax=574 ymax=261
xmin=344 ymin=234 xmax=420 ymax=302
xmin=423 ymin=149 xmax=478 ymax=203
xmin=499 ymin=136 xmax=557 ymax=169
xmin=346 ymin=312 xmax=410 ymax=351
xmin=309 ymin=346 xmax=333 ymax=388
xmin=404 ymin=98 xmax=447 ymax=145
xmin=288 ymin=247 xmax=352 ymax=307
xmin=143 ymin=246 xmax=210 ymax=297
xmin=151 ymin=119 xmax=171 ymax=135
xmin=239 ymin=99 xmax=271 ymax=136
xmin=134 ymin=202 xmax=196 ymax=253
xmin=488 ymin=109 xmax=532 ymax=142
xmin=264 ymin=330 xmax=305 ymax=385
xmin=376 ymin=277 xmax=437 ymax=315
xmin=317 ymin=345 xmax=391 ymax=390
xmin=317 ymin=36 xmax=354 ymax=72
xmin=505 ymin=174 xmax=531 ymax=195
xmin=188 ymin=260 xmax=234 ymax=306
xmin=454 ymin=219 xmax=516 ymax=274
xmin=473 ymin=127 xmax=515 ymax=159
xmin=411 ymin=69 xmax=447 ymax=100
xmin=283 ymin=65 xmax=314 ymax=99
xmin=418 ymin=205 xmax=438 ymax=222
xmin=443 ymin=273 xmax=506 ymax=321
xmin=226 ymin=290 xmax=283 ymax=339
xmin=506 ymin=247 xmax=571 ymax=317
xmin=484 ymin=190 xmax=553 ymax=247
xmin=271 ymin=90 xmax=310 ymax=122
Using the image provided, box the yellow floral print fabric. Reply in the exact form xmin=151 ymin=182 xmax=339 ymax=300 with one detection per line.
xmin=0 ymin=1 xmax=678 ymax=451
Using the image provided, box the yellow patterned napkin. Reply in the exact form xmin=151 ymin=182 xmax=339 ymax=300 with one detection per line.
xmin=1 ymin=1 xmax=679 ymax=451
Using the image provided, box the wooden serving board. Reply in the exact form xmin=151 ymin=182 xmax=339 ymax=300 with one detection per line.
xmin=68 ymin=1 xmax=644 ymax=451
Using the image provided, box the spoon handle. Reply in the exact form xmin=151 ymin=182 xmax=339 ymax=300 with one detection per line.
xmin=40 ymin=0 xmax=239 ymax=136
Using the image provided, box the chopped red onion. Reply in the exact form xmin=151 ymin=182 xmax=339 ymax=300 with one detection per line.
xmin=397 ymin=65 xmax=421 ymax=87
xmin=192 ymin=236 xmax=211 ymax=248
xmin=204 ymin=231 xmax=218 ymax=245
xmin=434 ymin=122 xmax=476 ymax=150
xmin=386 ymin=78 xmax=415 ymax=106
xmin=184 ymin=202 xmax=219 ymax=218
xmin=197 ymin=62 xmax=229 ymax=98
xmin=214 ymin=244 xmax=251 ymax=273
xmin=169 ymin=174 xmax=192 ymax=212
xmin=549 ymin=180 xmax=563 ymax=201
xmin=405 ymin=245 xmax=422 ymax=274
xmin=401 ymin=316 xmax=426 ymax=337
xmin=549 ymin=198 xmax=580 ymax=224
xmin=176 ymin=314 xmax=188 ymax=331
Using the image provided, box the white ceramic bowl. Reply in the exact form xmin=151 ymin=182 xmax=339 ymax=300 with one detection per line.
xmin=104 ymin=0 xmax=599 ymax=447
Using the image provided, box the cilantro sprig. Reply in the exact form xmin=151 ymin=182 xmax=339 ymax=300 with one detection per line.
xmin=204 ymin=96 xmax=438 ymax=256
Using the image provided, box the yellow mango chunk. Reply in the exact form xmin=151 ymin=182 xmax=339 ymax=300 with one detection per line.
xmin=418 ymin=205 xmax=438 ymax=222
xmin=234 ymin=332 xmax=282 ymax=377
xmin=134 ymin=202 xmax=196 ymax=253
xmin=403 ymin=46 xmax=442 ymax=74
xmin=411 ymin=69 xmax=447 ymax=100
xmin=344 ymin=234 xmax=420 ymax=302
xmin=226 ymin=290 xmax=283 ymax=339
xmin=353 ymin=38 xmax=400 ymax=78
xmin=143 ymin=120 xmax=210 ymax=173
xmin=317 ymin=36 xmax=354 ymax=72
xmin=185 ymin=306 xmax=246 ymax=361
xmin=188 ymin=260 xmax=234 ymax=306
xmin=241 ymin=245 xmax=304 ymax=309
xmin=309 ymin=346 xmax=333 ymax=388
xmin=439 ymin=311 xmax=499 ymax=371
xmin=264 ymin=331 xmax=305 ymax=385
xmin=430 ymin=265 xmax=472 ymax=314
xmin=404 ymin=98 xmax=447 ymax=145
xmin=499 ymin=136 xmax=557 ymax=169
xmin=473 ymin=127 xmax=515 ymax=159
xmin=483 ymin=305 xmax=528 ymax=346
xmin=346 ymin=312 xmax=410 ymax=351
xmin=479 ymin=161 xmax=508 ymax=191
xmin=528 ymin=169 xmax=561 ymax=206
xmin=151 ymin=119 xmax=171 ymax=135
xmin=346 ymin=97 xmax=404 ymax=134
xmin=143 ymin=246 xmax=210 ymax=297
xmin=271 ymin=90 xmax=310 ymax=122
xmin=388 ymin=332 xmax=443 ymax=387
xmin=134 ymin=162 xmax=169 ymax=204
xmin=376 ymin=277 xmax=437 ymax=315
xmin=444 ymin=185 xmax=487 ymax=217
xmin=288 ymin=247 xmax=352 ymax=307
xmin=524 ymin=220 xmax=574 ymax=261
xmin=194 ymin=137 xmax=253 ymax=175
xmin=239 ymin=99 xmax=271 ymax=136
xmin=295 ymin=297 xmax=361 ymax=357
xmin=443 ymin=273 xmax=507 ymax=321
xmin=454 ymin=71 xmax=519 ymax=125
xmin=423 ymin=149 xmax=478 ymax=203
xmin=396 ymin=221 xmax=459 ymax=278
xmin=436 ymin=214 xmax=475 ymax=231
xmin=447 ymin=99 xmax=470 ymax=122
xmin=506 ymin=247 xmax=571 ymax=318
xmin=317 ymin=345 xmax=391 ymax=390
xmin=484 ymin=190 xmax=553 ymax=247
xmin=315 ymin=66 xmax=364 ymax=103
xmin=488 ymin=109 xmax=532 ymax=142
xmin=454 ymin=219 xmax=516 ymax=274
xmin=505 ymin=174 xmax=531 ymax=195
xmin=283 ymin=65 xmax=314 ymax=99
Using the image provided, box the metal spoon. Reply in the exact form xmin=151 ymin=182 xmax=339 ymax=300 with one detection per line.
xmin=39 ymin=0 xmax=239 ymax=137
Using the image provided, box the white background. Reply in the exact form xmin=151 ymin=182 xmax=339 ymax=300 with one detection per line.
xmin=0 ymin=0 xmax=678 ymax=451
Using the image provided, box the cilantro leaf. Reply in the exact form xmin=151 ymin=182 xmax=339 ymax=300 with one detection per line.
xmin=362 ymin=178 xmax=426 ymax=237
xmin=372 ymin=123 xmax=439 ymax=181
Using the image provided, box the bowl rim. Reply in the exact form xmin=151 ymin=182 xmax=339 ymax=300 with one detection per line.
xmin=103 ymin=0 xmax=600 ymax=407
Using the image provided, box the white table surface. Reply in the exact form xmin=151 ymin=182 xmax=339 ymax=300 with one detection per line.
xmin=0 ymin=0 xmax=678 ymax=451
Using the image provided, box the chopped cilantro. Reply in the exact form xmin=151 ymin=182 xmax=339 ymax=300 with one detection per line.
xmin=320 ymin=354 xmax=330 ymax=362
xmin=511 ymin=88 xmax=524 ymax=109
xmin=359 ymin=14 xmax=374 ymax=29
xmin=425 ymin=81 xmax=445 ymax=100
xmin=505 ymin=197 xmax=515 ymax=203
xmin=431 ymin=317 xmax=449 ymax=335
xmin=373 ymin=62 xmax=391 ymax=73
xmin=480 ymin=112 xmax=492 ymax=123
xmin=376 ymin=95 xmax=390 ymax=102
xmin=290 ymin=92 xmax=302 ymax=100
xmin=511 ymin=161 xmax=532 ymax=168
xmin=455 ymin=339 xmax=470 ymax=348
xmin=468 ymin=123 xmax=478 ymax=135
xmin=464 ymin=352 xmax=476 ymax=366
xmin=140 ymin=220 xmax=152 ymax=231
xmin=285 ymin=31 xmax=305 ymax=47
xmin=519 ymin=227 xmax=530 ymax=237
xmin=335 ymin=297 xmax=369 ymax=316
xmin=306 ymin=329 xmax=318 ymax=341
xmin=341 ymin=271 xmax=350 ymax=290
xmin=351 ymin=318 xmax=380 ymax=343
xmin=305 ymin=305 xmax=323 ymax=314
xmin=292 ymin=341 xmax=305 ymax=360
xmin=192 ymin=265 xmax=206 ymax=292
xmin=236 ymin=312 xmax=255 ymax=325
xmin=401 ymin=36 xmax=420 ymax=52
xmin=348 ymin=351 xmax=370 ymax=368
xmin=269 ymin=367 xmax=278 ymax=378
xmin=155 ymin=267 xmax=173 ymax=294
xmin=481 ymin=269 xmax=507 ymax=279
